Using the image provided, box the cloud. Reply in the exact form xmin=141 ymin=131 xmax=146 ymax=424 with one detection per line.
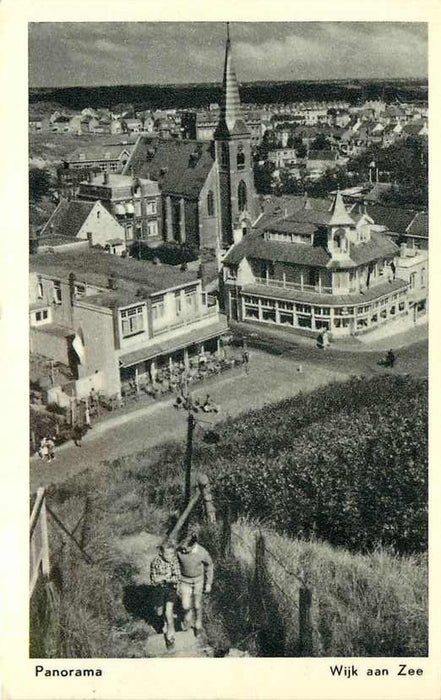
xmin=28 ymin=21 xmax=427 ymax=87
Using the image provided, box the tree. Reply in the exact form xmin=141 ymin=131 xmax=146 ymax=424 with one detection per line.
xmin=310 ymin=133 xmax=331 ymax=151
xmin=29 ymin=167 xmax=52 ymax=203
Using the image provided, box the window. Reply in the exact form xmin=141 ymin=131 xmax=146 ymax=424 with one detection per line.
xmin=237 ymin=145 xmax=245 ymax=171
xmin=53 ymin=280 xmax=62 ymax=304
xmin=220 ymin=143 xmax=229 ymax=169
xmin=36 ymin=311 xmax=42 ymax=322
xmin=175 ymin=290 xmax=182 ymax=316
xmin=121 ymin=305 xmax=145 ymax=337
xmin=238 ymin=181 xmax=247 ymax=212
xmin=151 ymin=296 xmax=165 ymax=322
xmin=147 ymin=221 xmax=158 ymax=237
xmin=409 ymin=273 xmax=416 ymax=290
xmin=185 ymin=286 xmax=198 ymax=311
xmin=147 ymin=200 xmax=157 ymax=215
xmin=243 ymin=295 xmax=258 ymax=306
xmin=308 ymin=269 xmax=320 ymax=287
xmin=97 ymin=210 xmax=100 ymax=219
xmin=399 ymin=301 xmax=406 ymax=311
xmin=262 ymin=309 xmax=276 ymax=322
xmin=207 ymin=190 xmax=215 ymax=217
xmin=37 ymin=279 xmax=43 ymax=298
xmin=261 ymin=298 xmax=276 ymax=308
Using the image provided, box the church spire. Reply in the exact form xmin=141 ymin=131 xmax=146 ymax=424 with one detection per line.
xmin=215 ymin=22 xmax=249 ymax=138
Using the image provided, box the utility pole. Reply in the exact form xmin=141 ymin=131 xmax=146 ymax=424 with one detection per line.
xmin=184 ymin=410 xmax=196 ymax=507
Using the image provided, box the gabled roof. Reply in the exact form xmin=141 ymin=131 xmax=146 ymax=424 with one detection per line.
xmin=39 ymin=199 xmax=97 ymax=239
xmin=65 ymin=143 xmax=135 ymax=163
xmin=406 ymin=212 xmax=428 ymax=239
xmin=123 ymin=137 xmax=215 ymax=200
xmin=223 ymin=220 xmax=398 ymax=269
xmin=365 ymin=204 xmax=418 ymax=234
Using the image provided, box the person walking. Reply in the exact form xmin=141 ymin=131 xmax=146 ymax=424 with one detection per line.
xmin=85 ymin=405 xmax=92 ymax=430
xmin=177 ymin=533 xmax=213 ymax=637
xmin=73 ymin=423 xmax=84 ymax=447
xmin=46 ymin=436 xmax=56 ymax=462
xmin=242 ymin=348 xmax=250 ymax=374
xmin=150 ymin=541 xmax=181 ymax=650
xmin=38 ymin=436 xmax=49 ymax=461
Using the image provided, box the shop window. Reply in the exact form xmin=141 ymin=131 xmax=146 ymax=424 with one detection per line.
xmin=298 ymin=315 xmax=312 ymax=328
xmin=262 ymin=309 xmax=276 ymax=322
xmin=245 ymin=306 xmax=259 ymax=320
xmin=279 ymin=313 xmax=294 ymax=326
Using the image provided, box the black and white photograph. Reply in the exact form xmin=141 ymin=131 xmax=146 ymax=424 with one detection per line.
xmin=0 ymin=7 xmax=436 ymax=698
xmin=26 ymin=20 xmax=430 ymax=666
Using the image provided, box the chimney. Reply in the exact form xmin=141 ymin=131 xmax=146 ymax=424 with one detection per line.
xmin=400 ymin=242 xmax=407 ymax=258
xmin=103 ymin=171 xmax=110 ymax=185
xmin=87 ymin=170 xmax=93 ymax=184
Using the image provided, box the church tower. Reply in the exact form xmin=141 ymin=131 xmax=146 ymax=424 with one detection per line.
xmin=215 ymin=24 xmax=259 ymax=247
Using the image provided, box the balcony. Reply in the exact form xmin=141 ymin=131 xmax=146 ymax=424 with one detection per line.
xmin=152 ymin=305 xmax=219 ymax=338
xmin=254 ymin=276 xmax=333 ymax=295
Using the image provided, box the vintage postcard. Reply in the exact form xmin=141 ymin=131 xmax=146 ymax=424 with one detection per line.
xmin=1 ymin=0 xmax=440 ymax=698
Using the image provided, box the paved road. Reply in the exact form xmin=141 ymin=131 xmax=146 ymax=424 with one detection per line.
xmin=30 ymin=335 xmax=427 ymax=493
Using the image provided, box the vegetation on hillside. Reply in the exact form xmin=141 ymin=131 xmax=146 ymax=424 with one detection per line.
xmin=31 ymin=374 xmax=428 ymax=657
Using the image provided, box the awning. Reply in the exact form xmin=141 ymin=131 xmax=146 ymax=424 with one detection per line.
xmin=114 ymin=204 xmax=125 ymax=216
xmin=125 ymin=203 xmax=135 ymax=215
xmin=119 ymin=317 xmax=229 ymax=369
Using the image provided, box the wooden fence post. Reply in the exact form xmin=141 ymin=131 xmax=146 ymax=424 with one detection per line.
xmin=221 ymin=502 xmax=232 ymax=557
xmin=299 ymin=586 xmax=313 ymax=656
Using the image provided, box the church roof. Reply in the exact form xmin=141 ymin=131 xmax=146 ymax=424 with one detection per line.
xmin=123 ymin=137 xmax=215 ymax=200
xmin=214 ymin=28 xmax=250 ymax=139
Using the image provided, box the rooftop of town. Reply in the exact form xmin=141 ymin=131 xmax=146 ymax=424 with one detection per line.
xmin=30 ymin=249 xmax=200 ymax=309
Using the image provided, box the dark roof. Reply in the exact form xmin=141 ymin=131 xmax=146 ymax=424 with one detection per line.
xmin=124 ymin=137 xmax=215 ymax=200
xmin=224 ymin=227 xmax=398 ymax=270
xmin=39 ymin=199 xmax=96 ymax=239
xmin=308 ymin=150 xmax=338 ymax=162
xmin=406 ymin=212 xmax=428 ymax=239
xmin=348 ymin=231 xmax=399 ymax=265
xmin=29 ymin=249 xmax=199 ymax=307
xmin=241 ymin=278 xmax=407 ymax=307
xmin=65 ymin=143 xmax=134 ymax=163
xmin=366 ymin=204 xmax=418 ymax=234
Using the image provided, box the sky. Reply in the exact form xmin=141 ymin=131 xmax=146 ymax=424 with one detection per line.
xmin=28 ymin=22 xmax=428 ymax=88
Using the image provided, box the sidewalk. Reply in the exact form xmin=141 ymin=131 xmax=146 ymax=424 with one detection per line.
xmin=233 ymin=317 xmax=428 ymax=354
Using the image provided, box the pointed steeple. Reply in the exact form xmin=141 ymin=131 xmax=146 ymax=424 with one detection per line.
xmin=215 ymin=23 xmax=249 ymax=139
xmin=328 ymin=189 xmax=354 ymax=227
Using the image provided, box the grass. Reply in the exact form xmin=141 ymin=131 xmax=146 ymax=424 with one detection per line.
xmin=31 ymin=375 xmax=427 ymax=657
xmin=226 ymin=520 xmax=427 ymax=657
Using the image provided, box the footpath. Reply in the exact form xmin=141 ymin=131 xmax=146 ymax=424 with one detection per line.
xmin=30 ymin=351 xmax=348 ymax=492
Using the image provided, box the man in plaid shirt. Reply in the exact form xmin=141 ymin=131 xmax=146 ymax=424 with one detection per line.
xmin=150 ymin=541 xmax=181 ymax=649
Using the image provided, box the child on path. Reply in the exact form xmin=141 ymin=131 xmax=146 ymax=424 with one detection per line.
xmin=177 ymin=533 xmax=213 ymax=637
xmin=150 ymin=541 xmax=181 ymax=649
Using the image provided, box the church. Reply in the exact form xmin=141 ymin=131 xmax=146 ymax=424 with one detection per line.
xmin=123 ymin=26 xmax=260 ymax=282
